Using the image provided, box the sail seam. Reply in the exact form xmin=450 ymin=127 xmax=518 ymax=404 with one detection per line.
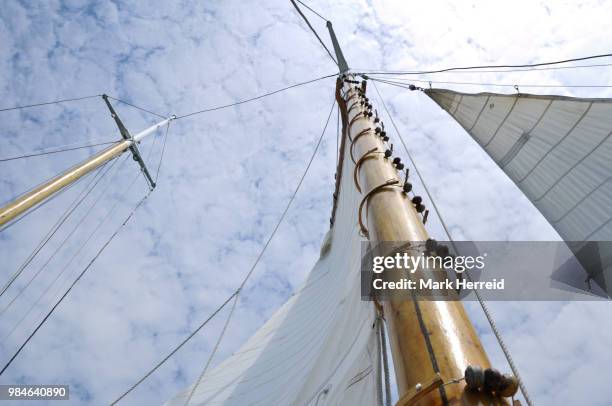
xmin=552 ymin=177 xmax=612 ymax=224
xmin=581 ymin=213 xmax=612 ymax=241
xmin=483 ymin=95 xmax=519 ymax=148
xmin=451 ymin=94 xmax=463 ymax=115
xmin=467 ymin=95 xmax=491 ymax=131
xmin=499 ymin=132 xmax=530 ymax=169
xmin=516 ymin=101 xmax=593 ymax=184
xmin=533 ymin=128 xmax=612 ymax=203
xmin=501 ymin=99 xmax=554 ymax=170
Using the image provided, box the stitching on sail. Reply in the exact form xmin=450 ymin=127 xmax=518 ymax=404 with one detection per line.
xmin=483 ymin=95 xmax=520 ymax=148
xmin=552 ymin=177 xmax=612 ymax=224
xmin=467 ymin=95 xmax=491 ymax=131
xmin=499 ymin=132 xmax=531 ymax=168
xmin=534 ymin=128 xmax=612 ymax=203
xmin=516 ymin=101 xmax=593 ymax=184
xmin=502 ymin=99 xmax=554 ymax=171
xmin=345 ymin=365 xmax=374 ymax=390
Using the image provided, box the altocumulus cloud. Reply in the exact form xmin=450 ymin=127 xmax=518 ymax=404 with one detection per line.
xmin=0 ymin=0 xmax=611 ymax=405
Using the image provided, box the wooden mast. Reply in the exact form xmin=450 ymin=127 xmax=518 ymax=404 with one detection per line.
xmin=322 ymin=19 xmax=513 ymax=403
xmin=0 ymin=117 xmax=172 ymax=228
xmin=340 ymin=78 xmax=510 ymax=405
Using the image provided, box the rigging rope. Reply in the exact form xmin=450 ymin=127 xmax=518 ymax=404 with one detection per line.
xmin=109 ymin=291 xmax=239 ymax=405
xmin=0 ymin=95 xmax=101 ymax=113
xmin=371 ymin=80 xmax=534 ymax=406
xmin=105 ymin=95 xmax=167 ymax=119
xmin=0 ymin=169 xmax=146 ymax=376
xmin=296 ymin=0 xmax=328 ymax=21
xmin=111 ymin=96 xmax=336 ymax=405
xmin=0 ymin=141 xmax=119 ymax=163
xmin=0 ymin=155 xmax=127 ymax=321
xmin=336 ymin=103 xmax=340 ymax=168
xmin=154 ymin=122 xmax=171 ymax=183
xmin=370 ymin=76 xmax=612 ymax=89
xmin=356 ymin=51 xmax=612 ymax=76
xmin=1 ymin=73 xmax=333 ymax=140
xmin=375 ymin=318 xmax=383 ymax=406
xmin=289 ymin=0 xmax=338 ymax=67
xmin=0 ymin=158 xmax=116 ymax=307
xmin=0 ymin=160 xmax=116 ymax=299
xmin=1 ymin=157 xmax=133 ymax=345
xmin=175 ymin=73 xmax=336 ymax=119
xmin=184 ymin=295 xmax=238 ymax=406
xmin=357 ymin=62 xmax=612 ymax=75
xmin=378 ymin=318 xmax=392 ymax=406
xmin=184 ymin=96 xmax=336 ymax=405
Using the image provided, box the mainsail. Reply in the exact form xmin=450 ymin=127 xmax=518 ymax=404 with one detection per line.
xmin=166 ymin=134 xmax=380 ymax=405
xmin=427 ymin=89 xmax=612 ymax=293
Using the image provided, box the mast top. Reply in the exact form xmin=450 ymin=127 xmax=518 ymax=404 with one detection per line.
xmin=326 ymin=21 xmax=349 ymax=74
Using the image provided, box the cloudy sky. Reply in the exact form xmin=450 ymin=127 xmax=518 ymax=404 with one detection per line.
xmin=1 ymin=0 xmax=611 ymax=404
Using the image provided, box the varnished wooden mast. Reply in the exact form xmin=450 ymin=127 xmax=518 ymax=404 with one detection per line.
xmin=0 ymin=118 xmax=172 ymax=228
xmin=339 ymin=78 xmax=510 ymax=405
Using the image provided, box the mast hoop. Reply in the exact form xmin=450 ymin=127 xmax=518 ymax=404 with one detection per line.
xmin=348 ymin=111 xmax=365 ymax=134
xmin=358 ymin=179 xmax=399 ymax=237
xmin=347 ymin=100 xmax=362 ymax=115
xmin=353 ymin=148 xmax=383 ymax=193
xmin=349 ymin=128 xmax=373 ymax=163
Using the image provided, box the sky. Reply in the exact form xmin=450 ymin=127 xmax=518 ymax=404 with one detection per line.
xmin=0 ymin=0 xmax=612 ymax=405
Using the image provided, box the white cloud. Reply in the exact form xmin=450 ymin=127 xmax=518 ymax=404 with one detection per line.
xmin=0 ymin=0 xmax=611 ymax=405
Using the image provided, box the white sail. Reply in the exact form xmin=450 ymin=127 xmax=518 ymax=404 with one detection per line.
xmin=165 ymin=133 xmax=380 ymax=405
xmin=427 ymin=88 xmax=612 ymax=293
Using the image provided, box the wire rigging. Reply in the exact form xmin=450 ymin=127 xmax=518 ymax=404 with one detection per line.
xmin=184 ymin=295 xmax=238 ymax=406
xmin=154 ymin=122 xmax=171 ymax=183
xmin=369 ymin=75 xmax=612 ymax=89
xmin=1 ymin=158 xmax=128 ymax=346
xmin=109 ymin=291 xmax=239 ymax=406
xmin=336 ymin=103 xmax=340 ymax=168
xmin=184 ymin=96 xmax=336 ymax=405
xmin=356 ymin=51 xmax=612 ymax=76
xmin=0 ymin=155 xmax=126 ymax=320
xmin=357 ymin=62 xmax=612 ymax=75
xmin=105 ymin=95 xmax=167 ymax=119
xmin=0 ymin=154 xmax=128 ymax=299
xmin=2 ymin=156 xmax=134 ymax=346
xmin=111 ymin=97 xmax=336 ymax=405
xmin=0 ymin=158 xmax=114 ymax=305
xmin=0 ymin=141 xmax=119 ymax=163
xmin=296 ymin=0 xmax=328 ymax=21
xmin=2 ymin=38 xmax=589 ymax=405
xmin=175 ymin=73 xmax=336 ymax=119
xmin=0 ymin=95 xmax=101 ymax=113
xmin=371 ymin=80 xmax=533 ymax=406
xmin=0 ymin=169 xmax=145 ymax=376
xmin=289 ymin=0 xmax=338 ymax=67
